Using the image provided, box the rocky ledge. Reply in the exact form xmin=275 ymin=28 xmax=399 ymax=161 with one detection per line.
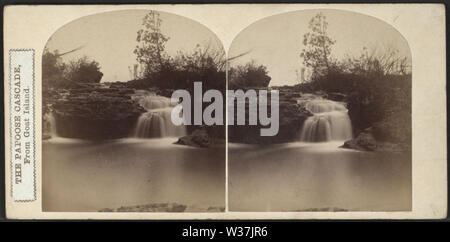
xmin=228 ymin=88 xmax=312 ymax=144
xmin=45 ymin=86 xmax=145 ymax=139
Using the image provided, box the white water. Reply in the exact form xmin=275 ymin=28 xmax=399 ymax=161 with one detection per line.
xmin=132 ymin=91 xmax=186 ymax=138
xmin=299 ymin=97 xmax=353 ymax=142
xmin=45 ymin=112 xmax=59 ymax=138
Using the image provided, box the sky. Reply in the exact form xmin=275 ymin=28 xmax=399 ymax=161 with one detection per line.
xmin=45 ymin=9 xmax=411 ymax=86
xmin=229 ymin=9 xmax=411 ymax=86
xmin=45 ymin=10 xmax=224 ymax=82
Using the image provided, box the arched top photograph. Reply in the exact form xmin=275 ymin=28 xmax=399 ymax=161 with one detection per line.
xmin=41 ymin=9 xmax=226 ymax=212
xmin=227 ymin=9 xmax=413 ymax=212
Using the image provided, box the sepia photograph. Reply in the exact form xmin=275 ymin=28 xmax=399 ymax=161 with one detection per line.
xmin=228 ymin=9 xmax=412 ymax=212
xmin=3 ymin=3 xmax=446 ymax=222
xmin=41 ymin=10 xmax=226 ymax=212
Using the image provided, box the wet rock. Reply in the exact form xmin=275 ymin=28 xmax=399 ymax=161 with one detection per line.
xmin=175 ymin=129 xmax=211 ymax=148
xmin=341 ymin=128 xmax=377 ymax=151
xmin=327 ymin=92 xmax=347 ymax=102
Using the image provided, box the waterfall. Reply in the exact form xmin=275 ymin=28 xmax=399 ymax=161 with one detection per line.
xmin=45 ymin=112 xmax=59 ymax=138
xmin=133 ymin=91 xmax=186 ymax=138
xmin=299 ymin=98 xmax=353 ymax=142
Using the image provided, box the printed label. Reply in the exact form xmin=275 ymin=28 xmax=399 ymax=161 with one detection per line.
xmin=9 ymin=49 xmax=35 ymax=201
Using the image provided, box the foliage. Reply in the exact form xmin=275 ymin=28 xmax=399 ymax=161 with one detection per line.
xmin=173 ymin=43 xmax=226 ymax=90
xmin=131 ymin=11 xmax=226 ymax=92
xmin=128 ymin=43 xmax=226 ymax=91
xmin=174 ymin=43 xmax=226 ymax=73
xmin=300 ymin=13 xmax=410 ymax=82
xmin=65 ymin=57 xmax=103 ymax=83
xmin=340 ymin=46 xmax=411 ymax=77
xmin=42 ymin=49 xmax=103 ymax=89
xmin=228 ymin=61 xmax=271 ymax=89
xmin=42 ymin=48 xmax=66 ymax=80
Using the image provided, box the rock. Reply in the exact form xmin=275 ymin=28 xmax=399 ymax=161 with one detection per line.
xmin=376 ymin=142 xmax=409 ymax=153
xmin=342 ymin=127 xmax=410 ymax=153
xmin=114 ymin=203 xmax=187 ymax=212
xmin=49 ymin=86 xmax=145 ymax=139
xmin=341 ymin=128 xmax=377 ymax=151
xmin=228 ymin=88 xmax=312 ymax=144
xmin=346 ymin=80 xmax=411 ymax=150
xmin=175 ymin=129 xmax=211 ymax=148
xmin=99 ymin=203 xmax=224 ymax=212
xmin=372 ymin=114 xmax=411 ymax=145
xmin=314 ymin=90 xmax=328 ymax=97
xmin=107 ymin=82 xmax=127 ymax=88
xmin=156 ymin=88 xmax=175 ymax=98
xmin=327 ymin=92 xmax=346 ymax=102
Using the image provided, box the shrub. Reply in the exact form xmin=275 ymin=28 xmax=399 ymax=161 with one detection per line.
xmin=228 ymin=61 xmax=271 ymax=89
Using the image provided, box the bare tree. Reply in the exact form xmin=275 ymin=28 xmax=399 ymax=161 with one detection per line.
xmin=174 ymin=42 xmax=226 ymax=73
xmin=342 ymin=45 xmax=411 ymax=76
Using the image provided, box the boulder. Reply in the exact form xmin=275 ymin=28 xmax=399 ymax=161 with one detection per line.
xmin=175 ymin=129 xmax=211 ymax=148
xmin=372 ymin=112 xmax=411 ymax=145
xmin=376 ymin=142 xmax=409 ymax=153
xmin=346 ymin=82 xmax=411 ymax=150
xmin=341 ymin=128 xmax=377 ymax=151
xmin=342 ymin=127 xmax=410 ymax=152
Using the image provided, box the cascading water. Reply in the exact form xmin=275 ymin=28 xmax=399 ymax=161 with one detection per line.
xmin=132 ymin=91 xmax=186 ymax=138
xmin=45 ymin=112 xmax=59 ymax=138
xmin=299 ymin=97 xmax=353 ymax=142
